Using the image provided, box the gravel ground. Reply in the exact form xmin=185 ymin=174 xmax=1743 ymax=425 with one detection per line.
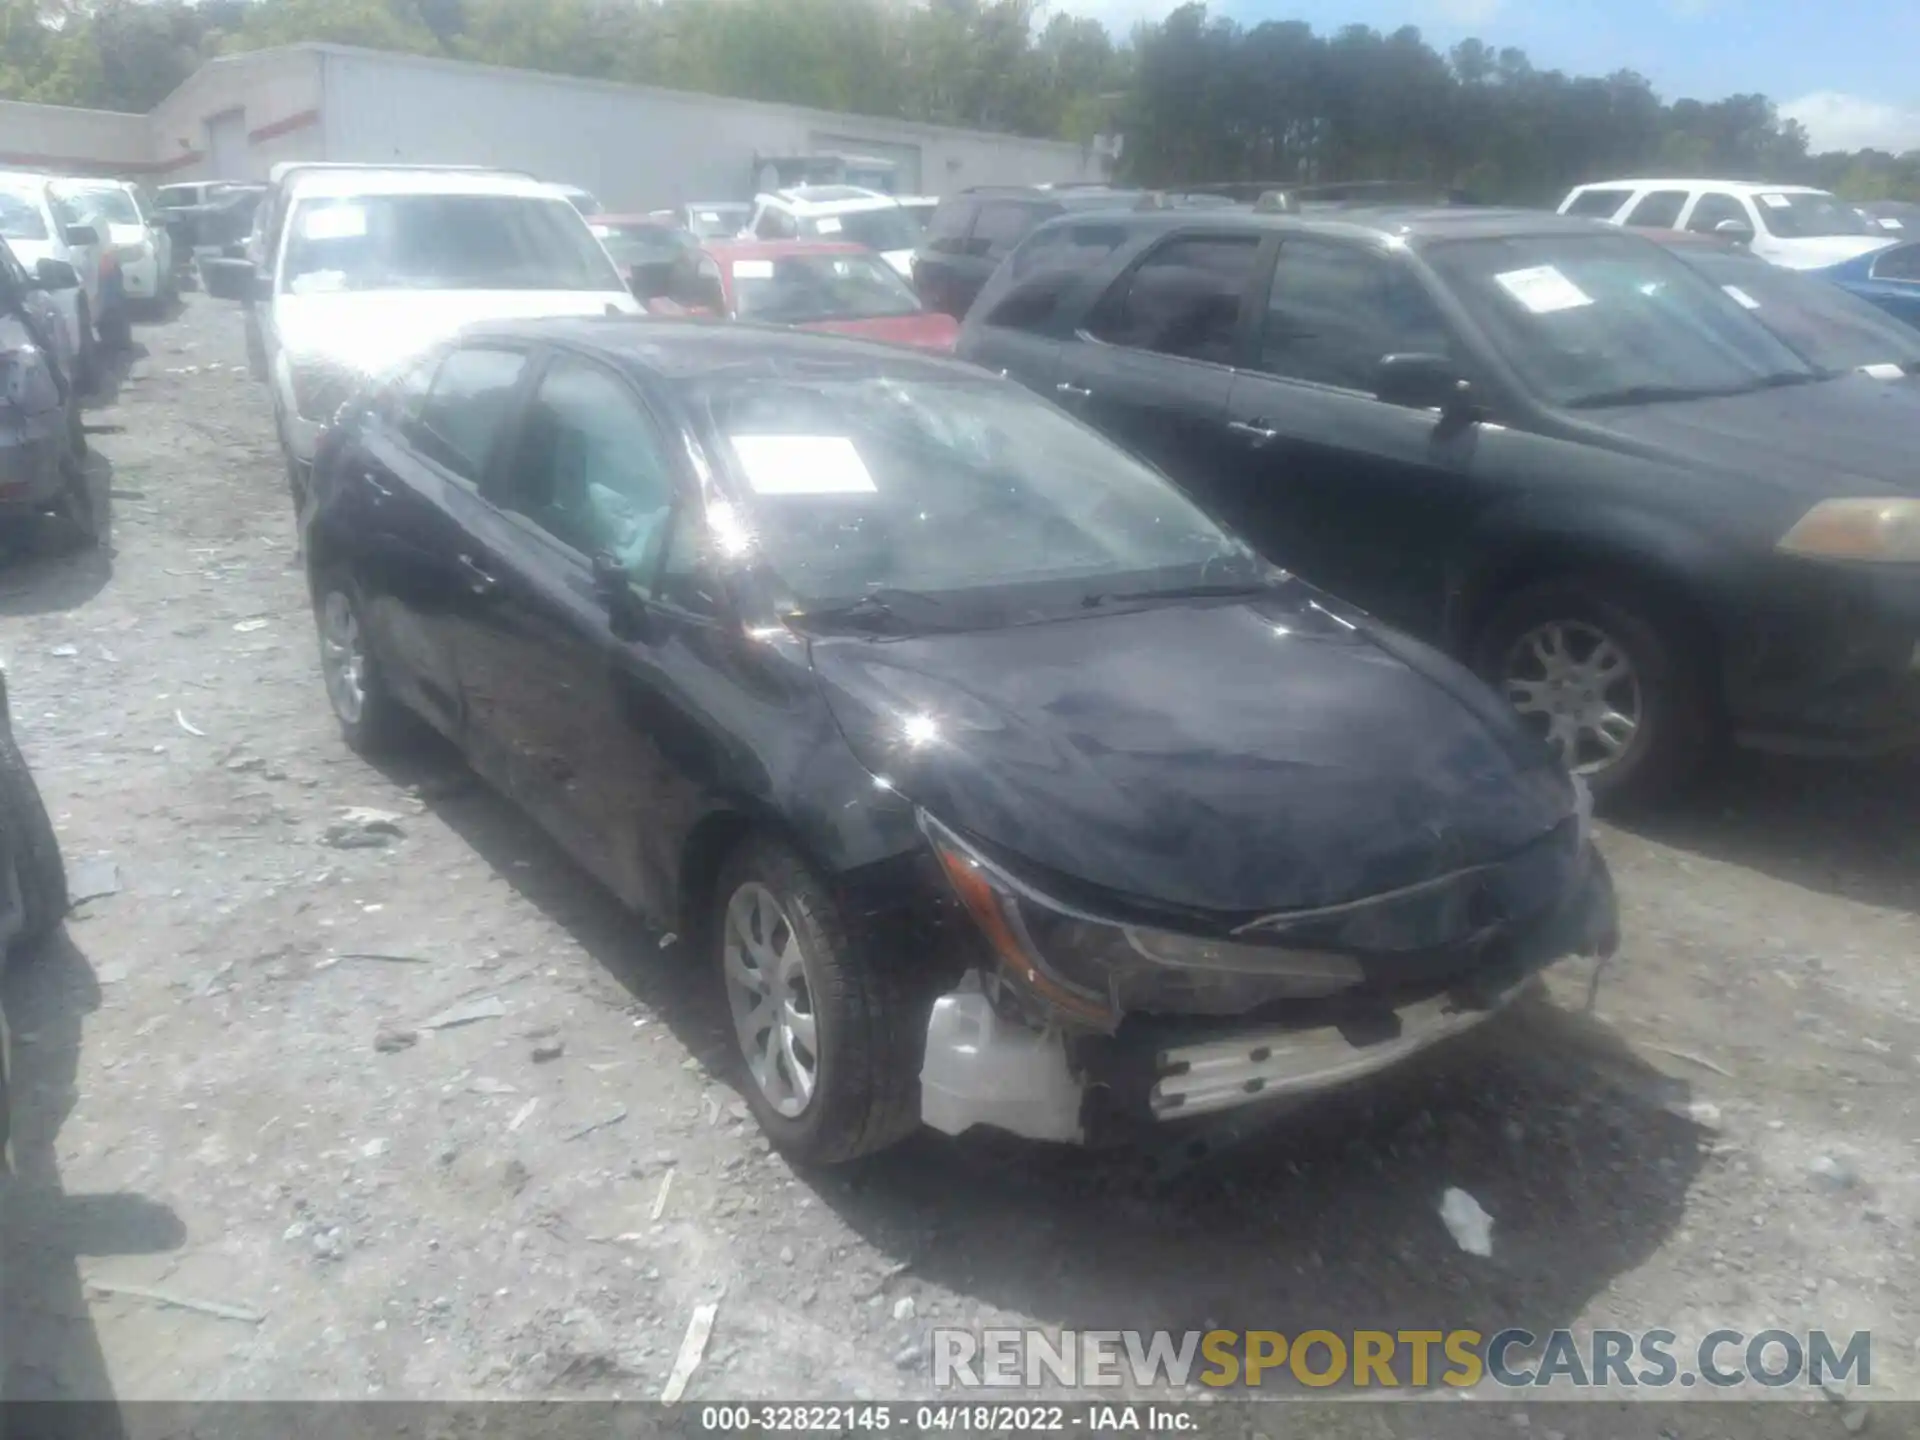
xmin=1 ymin=297 xmax=1916 ymax=1427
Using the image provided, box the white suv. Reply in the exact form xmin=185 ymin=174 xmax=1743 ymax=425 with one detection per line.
xmin=215 ymin=167 xmax=641 ymax=502
xmin=1558 ymin=179 xmax=1896 ymax=270
xmin=743 ymin=187 xmax=925 ymax=277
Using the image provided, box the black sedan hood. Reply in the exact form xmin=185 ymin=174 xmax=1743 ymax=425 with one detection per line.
xmin=808 ymin=589 xmax=1575 ymax=917
xmin=1581 ymin=375 xmax=1920 ymax=498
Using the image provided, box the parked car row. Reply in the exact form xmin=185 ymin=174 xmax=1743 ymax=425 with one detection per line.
xmin=191 ymin=158 xmax=1920 ymax=1172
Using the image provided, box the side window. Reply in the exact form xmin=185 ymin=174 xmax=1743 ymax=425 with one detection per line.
xmin=1622 ymin=190 xmax=1688 ymax=229
xmin=656 ymin=509 xmax=726 ymax=617
xmin=1259 ymin=240 xmax=1453 ymax=394
xmin=1686 ymin=192 xmax=1749 ymax=235
xmin=1564 ymin=188 xmax=1632 ymax=220
xmin=506 ymin=358 xmax=677 ymax=572
xmin=407 ymin=347 xmax=527 ymax=484
xmin=1087 ymin=235 xmax=1260 ymax=365
xmin=754 ymin=207 xmax=797 ymax=241
xmin=1870 ymin=243 xmax=1920 ymax=282
xmin=1009 ymin=221 xmax=1126 ymax=281
xmin=378 ymin=351 xmax=440 ymax=429
xmin=970 ymin=201 xmax=1045 ymax=257
xmin=925 ymin=197 xmax=978 ymax=254
xmin=981 ymin=268 xmax=1086 ymax=334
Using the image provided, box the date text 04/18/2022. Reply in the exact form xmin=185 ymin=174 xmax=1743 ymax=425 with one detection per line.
xmin=697 ymin=1405 xmax=1196 ymax=1431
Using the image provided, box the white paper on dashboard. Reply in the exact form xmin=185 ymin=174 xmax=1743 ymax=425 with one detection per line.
xmin=301 ymin=206 xmax=368 ymax=241
xmin=1758 ymin=192 xmax=1792 ymax=210
xmin=1494 ymin=264 xmax=1594 ymax=314
xmin=732 ymin=259 xmax=775 ymax=279
xmin=730 ymin=435 xmax=877 ymax=495
xmin=815 ymin=216 xmax=843 ymax=234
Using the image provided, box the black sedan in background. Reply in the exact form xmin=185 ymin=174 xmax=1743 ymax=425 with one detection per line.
xmin=960 ymin=207 xmax=1920 ymax=804
xmin=303 ymin=321 xmax=1615 ymax=1163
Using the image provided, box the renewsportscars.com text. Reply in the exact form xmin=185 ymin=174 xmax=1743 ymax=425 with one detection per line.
xmin=933 ymin=1328 xmax=1871 ymax=1391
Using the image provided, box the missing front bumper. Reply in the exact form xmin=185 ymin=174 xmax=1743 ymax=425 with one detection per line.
xmin=918 ymin=848 xmax=1618 ymax=1143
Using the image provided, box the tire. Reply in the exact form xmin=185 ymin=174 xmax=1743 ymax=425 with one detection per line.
xmin=0 ymin=727 xmax=68 ymax=954
xmin=49 ymin=443 xmax=99 ymax=550
xmin=99 ymin=307 xmax=132 ymax=352
xmin=711 ymin=837 xmax=926 ymax=1164
xmin=311 ymin=574 xmax=410 ymax=756
xmin=72 ymin=300 xmax=95 ymax=394
xmin=1471 ymin=574 xmax=1714 ymax=808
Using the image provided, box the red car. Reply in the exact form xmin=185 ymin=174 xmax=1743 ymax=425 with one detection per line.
xmin=643 ymin=239 xmax=959 ymax=352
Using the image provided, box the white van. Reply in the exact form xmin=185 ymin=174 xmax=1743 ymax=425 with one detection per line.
xmin=1558 ymin=179 xmax=1896 ymax=270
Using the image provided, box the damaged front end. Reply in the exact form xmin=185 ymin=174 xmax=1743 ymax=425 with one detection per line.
xmin=914 ymin=799 xmax=1618 ymax=1145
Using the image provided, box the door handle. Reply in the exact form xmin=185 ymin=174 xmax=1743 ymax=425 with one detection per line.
xmin=457 ymin=553 xmax=498 ymax=597
xmin=1228 ymin=420 xmax=1280 ymax=445
xmin=1056 ymin=381 xmax=1093 ymax=400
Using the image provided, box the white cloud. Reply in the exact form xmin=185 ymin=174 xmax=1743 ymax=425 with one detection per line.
xmin=1781 ymin=91 xmax=1920 ymax=155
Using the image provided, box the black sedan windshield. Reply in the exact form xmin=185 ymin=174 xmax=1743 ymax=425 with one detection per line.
xmin=731 ymin=252 xmax=922 ymax=324
xmin=1427 ymin=231 xmax=1818 ymax=407
xmin=695 ymin=376 xmax=1260 ymax=620
xmin=1674 ymin=247 xmax=1920 ymax=374
xmin=593 ymin=222 xmax=697 ymax=269
xmin=282 ymin=194 xmax=623 ymax=294
xmin=808 ymin=206 xmax=920 ymax=252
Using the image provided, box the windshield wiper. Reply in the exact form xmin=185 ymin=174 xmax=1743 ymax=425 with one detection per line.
xmin=1565 ymin=383 xmax=1731 ymax=409
xmin=787 ymin=588 xmax=952 ymax=635
xmin=1081 ymin=580 xmax=1278 ymax=609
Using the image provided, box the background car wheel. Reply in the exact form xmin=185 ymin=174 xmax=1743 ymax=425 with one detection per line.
xmin=0 ymin=725 xmax=69 ymax=954
xmin=712 ymin=838 xmax=925 ymax=1165
xmin=99 ymin=307 xmax=132 ymax=351
xmin=1473 ymin=575 xmax=1713 ymax=808
xmin=312 ymin=577 xmax=409 ymax=755
xmin=73 ymin=300 xmax=95 ymax=393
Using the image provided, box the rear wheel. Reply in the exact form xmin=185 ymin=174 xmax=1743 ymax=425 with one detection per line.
xmin=1473 ymin=575 xmax=1713 ymax=808
xmin=48 ymin=445 xmax=98 ymax=550
xmin=713 ymin=838 xmax=925 ymax=1164
xmin=0 ymin=725 xmax=68 ymax=955
xmin=312 ymin=577 xmax=409 ymax=755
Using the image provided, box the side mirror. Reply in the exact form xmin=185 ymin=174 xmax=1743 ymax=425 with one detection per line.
xmin=201 ymin=257 xmax=257 ymax=302
xmin=1375 ymin=352 xmax=1472 ymax=415
xmin=1713 ymin=218 xmax=1755 ymax=246
xmin=33 ymin=258 xmax=80 ymax=291
xmin=64 ymin=223 xmax=99 ymax=249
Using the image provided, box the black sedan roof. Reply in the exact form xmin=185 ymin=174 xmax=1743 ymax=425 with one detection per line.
xmin=457 ymin=315 xmax=987 ymax=387
xmin=1039 ymin=203 xmax=1611 ymax=248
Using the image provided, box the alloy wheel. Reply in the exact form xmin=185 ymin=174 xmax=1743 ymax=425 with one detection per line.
xmin=1501 ymin=618 xmax=1643 ymax=775
xmin=318 ymin=591 xmax=366 ymax=726
xmin=722 ymin=881 xmax=820 ymax=1118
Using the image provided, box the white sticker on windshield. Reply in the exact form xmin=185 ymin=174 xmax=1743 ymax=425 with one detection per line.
xmin=730 ymin=435 xmax=876 ymax=496
xmin=1861 ymin=362 xmax=1904 ymax=379
xmin=1722 ymin=284 xmax=1761 ymax=309
xmin=1759 ymin=192 xmax=1793 ymax=210
xmin=732 ymin=259 xmax=775 ymax=280
xmin=1879 ymin=217 xmax=1904 ymax=230
xmin=815 ymin=216 xmax=843 ymax=235
xmin=301 ymin=205 xmax=367 ymax=241
xmin=590 ymin=224 xmax=612 ymax=238
xmin=699 ymin=211 xmax=720 ymax=223
xmin=1493 ymin=264 xmax=1594 ymax=314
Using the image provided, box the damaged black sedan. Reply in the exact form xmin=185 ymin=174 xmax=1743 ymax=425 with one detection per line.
xmin=302 ymin=320 xmax=1616 ymax=1163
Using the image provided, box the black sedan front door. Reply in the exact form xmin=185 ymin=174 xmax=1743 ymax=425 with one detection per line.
xmin=453 ymin=349 xmax=684 ymax=909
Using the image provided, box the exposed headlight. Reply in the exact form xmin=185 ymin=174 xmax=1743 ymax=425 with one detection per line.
xmin=920 ymin=811 xmax=1363 ymax=1032
xmin=1778 ymin=498 xmax=1920 ymax=562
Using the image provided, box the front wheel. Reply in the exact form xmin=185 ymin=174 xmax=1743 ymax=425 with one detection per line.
xmin=0 ymin=727 xmax=68 ymax=954
xmin=49 ymin=447 xmax=98 ymax=550
xmin=312 ymin=577 xmax=409 ymax=756
xmin=1472 ymin=575 xmax=1713 ymax=808
xmin=713 ymin=838 xmax=925 ymax=1164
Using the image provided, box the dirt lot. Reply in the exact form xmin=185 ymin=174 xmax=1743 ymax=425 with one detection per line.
xmin=1 ymin=296 xmax=1916 ymax=1425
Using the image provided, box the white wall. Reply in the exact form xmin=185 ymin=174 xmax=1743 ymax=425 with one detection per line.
xmin=0 ymin=99 xmax=149 ymax=177
xmin=316 ymin=47 xmax=1100 ymax=209
xmin=149 ymin=47 xmax=327 ymax=182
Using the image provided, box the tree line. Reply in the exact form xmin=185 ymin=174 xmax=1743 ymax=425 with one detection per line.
xmin=2 ymin=0 xmax=1915 ymax=203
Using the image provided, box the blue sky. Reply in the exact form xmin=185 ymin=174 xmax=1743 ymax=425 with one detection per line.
xmin=1063 ymin=0 xmax=1920 ymax=153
